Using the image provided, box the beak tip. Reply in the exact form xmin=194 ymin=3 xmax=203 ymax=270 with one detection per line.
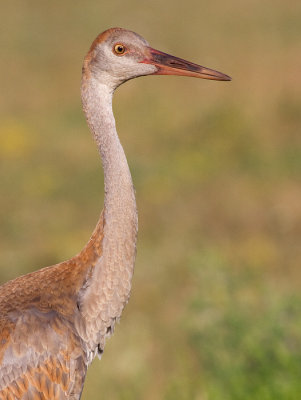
xmin=218 ymin=72 xmax=231 ymax=81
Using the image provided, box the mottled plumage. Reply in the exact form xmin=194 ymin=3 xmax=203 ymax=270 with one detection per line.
xmin=0 ymin=213 xmax=104 ymax=398
xmin=0 ymin=27 xmax=230 ymax=398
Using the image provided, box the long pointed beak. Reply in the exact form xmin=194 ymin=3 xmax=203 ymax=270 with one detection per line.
xmin=142 ymin=48 xmax=231 ymax=81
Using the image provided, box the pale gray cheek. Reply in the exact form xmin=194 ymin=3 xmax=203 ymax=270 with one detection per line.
xmin=109 ymin=63 xmax=157 ymax=82
xmin=137 ymin=63 xmax=157 ymax=76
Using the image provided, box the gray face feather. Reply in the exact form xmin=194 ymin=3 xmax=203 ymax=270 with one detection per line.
xmin=88 ymin=28 xmax=157 ymax=88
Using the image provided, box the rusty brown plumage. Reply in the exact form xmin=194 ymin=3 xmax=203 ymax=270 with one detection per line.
xmin=0 ymin=213 xmax=104 ymax=398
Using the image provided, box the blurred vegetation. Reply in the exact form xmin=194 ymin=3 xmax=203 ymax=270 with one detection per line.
xmin=1 ymin=0 xmax=301 ymax=399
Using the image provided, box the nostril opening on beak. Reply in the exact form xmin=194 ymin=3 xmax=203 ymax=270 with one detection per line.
xmin=169 ymin=60 xmax=182 ymax=67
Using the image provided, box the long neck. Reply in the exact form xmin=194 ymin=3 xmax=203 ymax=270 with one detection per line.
xmin=79 ymin=73 xmax=138 ymax=350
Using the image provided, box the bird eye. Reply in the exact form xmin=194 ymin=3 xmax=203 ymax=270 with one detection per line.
xmin=113 ymin=44 xmax=126 ymax=55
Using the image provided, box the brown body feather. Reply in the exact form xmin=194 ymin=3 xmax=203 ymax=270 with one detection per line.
xmin=0 ymin=213 xmax=104 ymax=399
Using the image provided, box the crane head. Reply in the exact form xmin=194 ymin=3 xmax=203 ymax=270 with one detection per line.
xmin=83 ymin=27 xmax=231 ymax=89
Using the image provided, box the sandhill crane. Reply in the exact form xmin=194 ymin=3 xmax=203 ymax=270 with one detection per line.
xmin=0 ymin=27 xmax=230 ymax=399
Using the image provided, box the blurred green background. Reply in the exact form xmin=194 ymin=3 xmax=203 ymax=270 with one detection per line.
xmin=1 ymin=1 xmax=301 ymax=399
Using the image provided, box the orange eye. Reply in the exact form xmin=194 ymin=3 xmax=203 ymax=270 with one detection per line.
xmin=113 ymin=44 xmax=126 ymax=55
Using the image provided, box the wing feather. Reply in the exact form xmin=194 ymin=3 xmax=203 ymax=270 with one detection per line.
xmin=0 ymin=212 xmax=105 ymax=399
xmin=0 ymin=309 xmax=86 ymax=400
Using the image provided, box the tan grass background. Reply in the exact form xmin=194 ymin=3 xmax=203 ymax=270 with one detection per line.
xmin=1 ymin=1 xmax=301 ymax=399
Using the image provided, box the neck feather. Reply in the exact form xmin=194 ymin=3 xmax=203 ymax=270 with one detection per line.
xmin=79 ymin=73 xmax=138 ymax=352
